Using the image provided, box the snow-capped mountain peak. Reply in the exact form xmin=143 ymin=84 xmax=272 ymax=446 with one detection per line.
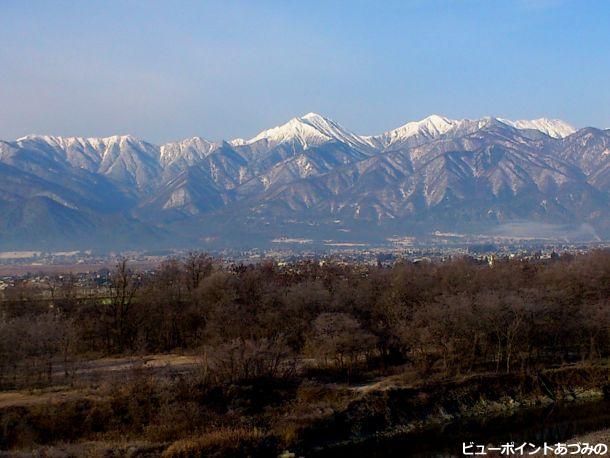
xmin=301 ymin=112 xmax=325 ymax=121
xmin=497 ymin=118 xmax=576 ymax=138
xmin=247 ymin=112 xmax=372 ymax=151
xmin=407 ymin=114 xmax=459 ymax=135
xmin=16 ymin=134 xmax=60 ymax=143
xmin=229 ymin=138 xmax=247 ymax=147
xmin=16 ymin=134 xmax=98 ymax=150
xmin=2 ymin=112 xmax=609 ymax=250
xmin=370 ymin=115 xmax=576 ymax=148
xmin=372 ymin=114 xmax=464 ymax=148
xmin=159 ymin=136 xmax=217 ymax=167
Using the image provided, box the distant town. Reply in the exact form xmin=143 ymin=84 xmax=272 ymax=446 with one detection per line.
xmin=1 ymin=237 xmax=608 ymax=285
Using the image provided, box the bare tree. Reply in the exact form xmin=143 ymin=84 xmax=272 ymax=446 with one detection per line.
xmin=99 ymin=259 xmax=140 ymax=352
xmin=184 ymin=252 xmax=214 ymax=293
xmin=305 ymin=312 xmax=377 ymax=378
xmin=206 ymin=336 xmax=294 ymax=384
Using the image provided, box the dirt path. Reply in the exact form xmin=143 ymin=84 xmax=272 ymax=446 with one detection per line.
xmin=0 ymin=353 xmax=203 ymax=409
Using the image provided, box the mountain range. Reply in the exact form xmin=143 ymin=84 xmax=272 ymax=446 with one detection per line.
xmin=1 ymin=113 xmax=609 ymax=250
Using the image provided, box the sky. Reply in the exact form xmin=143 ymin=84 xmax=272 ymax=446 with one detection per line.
xmin=1 ymin=0 xmax=609 ymax=143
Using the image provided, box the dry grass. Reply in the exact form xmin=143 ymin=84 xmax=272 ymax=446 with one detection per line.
xmin=2 ymin=352 xmax=204 ymax=393
xmin=162 ymin=427 xmax=274 ymax=457
xmin=0 ymin=440 xmax=165 ymax=457
xmin=0 ymin=387 xmax=98 ymax=409
xmin=0 ymin=353 xmax=203 ymax=409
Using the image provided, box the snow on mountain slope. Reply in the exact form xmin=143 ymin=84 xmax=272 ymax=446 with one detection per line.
xmin=92 ymin=135 xmax=161 ymax=191
xmin=2 ymin=111 xmax=610 ymax=249
xmin=0 ymin=114 xmax=583 ymax=202
xmin=369 ymin=115 xmax=509 ymax=150
xmin=160 ymin=137 xmax=219 ymax=171
xmin=368 ymin=115 xmax=576 ymax=149
xmin=247 ymin=112 xmax=374 ymax=151
xmin=497 ymin=118 xmax=575 ymax=138
xmin=13 ymin=134 xmax=161 ymax=173
xmin=370 ymin=115 xmax=464 ymax=148
xmin=6 ymin=114 xmax=576 ymax=173
xmin=12 ymin=135 xmax=104 ymax=171
xmin=8 ymin=135 xmax=161 ymax=192
xmin=229 ymin=138 xmax=247 ymax=147
xmin=551 ymin=128 xmax=610 ymax=193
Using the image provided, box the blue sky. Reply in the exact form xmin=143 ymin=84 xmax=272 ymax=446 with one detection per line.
xmin=1 ymin=0 xmax=608 ymax=143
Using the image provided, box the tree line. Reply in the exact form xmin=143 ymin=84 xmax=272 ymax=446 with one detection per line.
xmin=1 ymin=250 xmax=609 ymax=387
